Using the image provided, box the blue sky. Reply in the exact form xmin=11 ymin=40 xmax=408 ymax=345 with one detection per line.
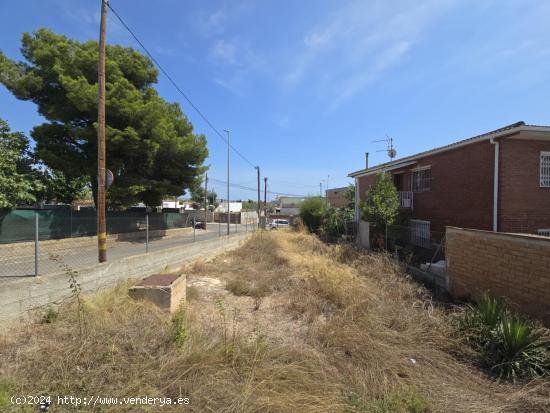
xmin=2 ymin=0 xmax=550 ymax=201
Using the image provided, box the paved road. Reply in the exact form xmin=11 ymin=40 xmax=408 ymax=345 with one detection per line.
xmin=0 ymin=223 xmax=255 ymax=278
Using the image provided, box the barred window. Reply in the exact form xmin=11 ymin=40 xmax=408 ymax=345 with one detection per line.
xmin=541 ymin=152 xmax=550 ymax=188
xmin=412 ymin=167 xmax=431 ymax=192
xmin=538 ymin=229 xmax=550 ymax=237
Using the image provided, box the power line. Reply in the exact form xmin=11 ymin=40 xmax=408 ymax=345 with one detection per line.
xmin=106 ymin=2 xmax=257 ymax=169
xmin=208 ymin=178 xmax=308 ymax=198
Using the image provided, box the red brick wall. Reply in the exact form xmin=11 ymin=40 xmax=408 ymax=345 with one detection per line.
xmin=499 ymin=137 xmax=550 ymax=233
xmin=446 ymin=227 xmax=550 ymax=325
xmin=357 ymin=140 xmax=495 ymax=232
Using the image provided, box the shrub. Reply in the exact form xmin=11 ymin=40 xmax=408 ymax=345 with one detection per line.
xmin=299 ymin=197 xmax=326 ymax=232
xmin=458 ymin=293 xmax=550 ymax=381
xmin=170 ymin=307 xmax=187 ymax=349
xmin=361 ymin=172 xmax=399 ymax=229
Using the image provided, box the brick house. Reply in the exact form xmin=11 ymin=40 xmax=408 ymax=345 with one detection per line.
xmin=348 ymin=122 xmax=550 ymax=243
xmin=326 ymin=186 xmax=349 ymax=208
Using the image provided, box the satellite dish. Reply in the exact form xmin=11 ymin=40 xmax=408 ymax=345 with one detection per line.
xmin=105 ymin=169 xmax=114 ymax=189
xmin=388 ymin=148 xmax=397 ymax=159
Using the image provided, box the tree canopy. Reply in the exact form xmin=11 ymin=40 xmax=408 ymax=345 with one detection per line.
xmin=299 ymin=197 xmax=326 ymax=232
xmin=0 ymin=119 xmax=37 ymax=209
xmin=0 ymin=29 xmax=208 ymax=208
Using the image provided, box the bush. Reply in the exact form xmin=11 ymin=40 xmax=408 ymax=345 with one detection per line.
xmin=458 ymin=293 xmax=550 ymax=381
xmin=299 ymin=197 xmax=326 ymax=232
xmin=361 ymin=172 xmax=399 ymax=229
xmin=321 ymin=206 xmax=354 ymax=240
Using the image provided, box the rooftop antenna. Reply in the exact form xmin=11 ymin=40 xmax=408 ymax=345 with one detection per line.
xmin=372 ymin=135 xmax=397 ymax=161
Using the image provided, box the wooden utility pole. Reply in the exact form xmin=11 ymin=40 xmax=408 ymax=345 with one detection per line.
xmin=97 ymin=0 xmax=107 ymax=263
xmin=204 ymin=173 xmax=208 ymax=225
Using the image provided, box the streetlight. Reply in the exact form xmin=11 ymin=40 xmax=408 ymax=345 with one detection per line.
xmin=224 ymin=129 xmax=230 ymax=236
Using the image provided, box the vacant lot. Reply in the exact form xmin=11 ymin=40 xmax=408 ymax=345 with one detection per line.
xmin=1 ymin=231 xmax=549 ymax=412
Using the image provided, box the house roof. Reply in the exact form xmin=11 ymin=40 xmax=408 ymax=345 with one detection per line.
xmin=348 ymin=121 xmax=550 ymax=178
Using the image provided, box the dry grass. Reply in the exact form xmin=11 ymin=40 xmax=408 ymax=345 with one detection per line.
xmin=1 ymin=230 xmax=549 ymax=412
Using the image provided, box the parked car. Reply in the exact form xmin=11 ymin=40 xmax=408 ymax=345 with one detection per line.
xmin=269 ymin=219 xmax=290 ymax=230
xmin=194 ymin=221 xmax=206 ymax=230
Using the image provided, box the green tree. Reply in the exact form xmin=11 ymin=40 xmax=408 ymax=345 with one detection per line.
xmin=35 ymin=170 xmax=89 ymax=205
xmin=321 ymin=184 xmax=355 ymax=239
xmin=299 ymin=197 xmax=326 ymax=232
xmin=344 ymin=184 xmax=355 ymax=210
xmin=0 ymin=119 xmax=38 ymax=209
xmin=0 ymin=29 xmax=208 ymax=208
xmin=189 ymin=182 xmax=218 ymax=210
xmin=242 ymin=199 xmax=258 ymax=211
xmin=361 ymin=172 xmax=399 ymax=228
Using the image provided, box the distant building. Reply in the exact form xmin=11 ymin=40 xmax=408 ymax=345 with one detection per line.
xmin=326 ymin=187 xmax=349 ymax=208
xmin=277 ymin=197 xmax=305 ymax=215
xmin=215 ymin=201 xmax=243 ymax=213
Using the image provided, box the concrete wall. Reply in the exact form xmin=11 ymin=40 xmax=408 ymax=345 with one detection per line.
xmin=446 ymin=226 xmax=550 ymax=325
xmin=0 ymin=233 xmax=249 ymax=330
xmin=356 ymin=220 xmax=370 ymax=249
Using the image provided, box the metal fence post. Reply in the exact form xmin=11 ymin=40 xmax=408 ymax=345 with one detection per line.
xmin=34 ymin=212 xmax=39 ymax=277
xmin=145 ymin=214 xmax=149 ymax=253
xmin=193 ymin=217 xmax=196 ymax=241
xmin=219 ymin=220 xmax=221 ymax=237
xmin=245 ymin=217 xmax=248 ymax=232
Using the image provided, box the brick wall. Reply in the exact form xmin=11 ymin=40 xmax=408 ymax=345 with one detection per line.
xmin=357 ymin=141 xmax=494 ymax=232
xmin=499 ymin=135 xmax=550 ymax=233
xmin=446 ymin=226 xmax=550 ymax=325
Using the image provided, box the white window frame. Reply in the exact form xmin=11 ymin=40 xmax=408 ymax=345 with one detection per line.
xmin=410 ymin=219 xmax=431 ymax=248
xmin=411 ymin=166 xmax=431 ymax=193
xmin=541 ymin=151 xmax=550 ymax=188
xmin=538 ymin=229 xmax=550 ymax=237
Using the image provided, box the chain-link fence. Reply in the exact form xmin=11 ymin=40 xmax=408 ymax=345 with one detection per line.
xmin=0 ymin=210 xmax=259 ymax=277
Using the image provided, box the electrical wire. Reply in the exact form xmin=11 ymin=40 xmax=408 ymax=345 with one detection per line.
xmin=107 ymin=2 xmax=257 ymax=169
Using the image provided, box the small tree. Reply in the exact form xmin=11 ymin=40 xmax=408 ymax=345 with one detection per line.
xmin=361 ymin=172 xmax=399 ymax=229
xmin=299 ymin=197 xmax=326 ymax=232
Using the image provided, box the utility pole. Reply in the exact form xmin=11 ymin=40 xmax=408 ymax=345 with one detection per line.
xmin=255 ymin=166 xmax=260 ymax=223
xmin=224 ymin=129 xmax=230 ymax=235
xmin=319 ymin=182 xmax=322 ymax=197
xmin=97 ymin=0 xmax=107 ymax=263
xmin=204 ymin=173 xmax=208 ymax=225
xmin=264 ymin=176 xmax=267 ymax=226
xmin=326 ymin=174 xmax=330 ymax=206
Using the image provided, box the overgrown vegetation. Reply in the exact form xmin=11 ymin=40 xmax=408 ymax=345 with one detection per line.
xmin=457 ymin=293 xmax=550 ymax=381
xmin=298 ymin=196 xmax=326 ymax=232
xmin=299 ymin=185 xmax=356 ymax=239
xmin=1 ymin=232 xmax=549 ymax=412
xmin=361 ymin=172 xmax=399 ymax=247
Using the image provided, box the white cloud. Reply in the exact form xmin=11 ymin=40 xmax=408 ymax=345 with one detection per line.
xmin=282 ymin=0 xmax=455 ymax=108
xmin=209 ymin=39 xmax=238 ymax=65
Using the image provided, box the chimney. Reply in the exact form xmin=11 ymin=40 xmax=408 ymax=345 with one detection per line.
xmin=365 ymin=152 xmax=369 ymax=169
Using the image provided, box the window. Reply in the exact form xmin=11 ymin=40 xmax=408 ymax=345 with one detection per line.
xmin=538 ymin=229 xmax=550 ymax=237
xmin=412 ymin=167 xmax=431 ymax=192
xmin=410 ymin=219 xmax=431 ymax=248
xmin=541 ymin=152 xmax=550 ymax=188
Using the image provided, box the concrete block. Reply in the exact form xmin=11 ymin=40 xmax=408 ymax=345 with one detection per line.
xmin=129 ymin=273 xmax=186 ymax=313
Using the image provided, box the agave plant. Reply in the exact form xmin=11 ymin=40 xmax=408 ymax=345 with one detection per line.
xmin=459 ymin=293 xmax=506 ymax=349
xmin=489 ymin=316 xmax=550 ymax=381
xmin=458 ymin=292 xmax=550 ymax=381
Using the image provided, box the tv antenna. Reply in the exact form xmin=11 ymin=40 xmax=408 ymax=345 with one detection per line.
xmin=372 ymin=135 xmax=397 ymax=161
